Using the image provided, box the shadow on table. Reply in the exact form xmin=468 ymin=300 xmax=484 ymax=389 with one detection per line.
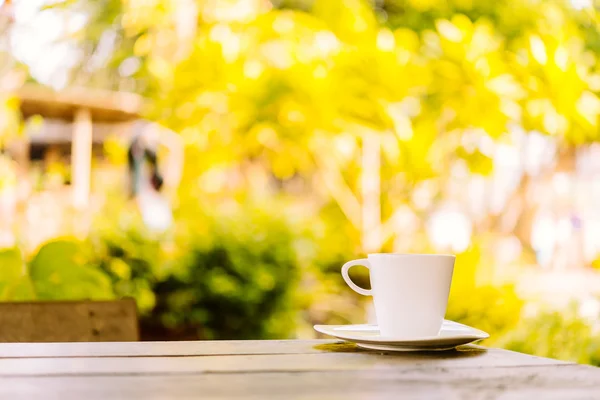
xmin=313 ymin=342 xmax=487 ymax=359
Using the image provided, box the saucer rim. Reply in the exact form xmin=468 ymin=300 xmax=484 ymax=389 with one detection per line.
xmin=356 ymin=343 xmax=457 ymax=352
xmin=313 ymin=319 xmax=489 ymax=346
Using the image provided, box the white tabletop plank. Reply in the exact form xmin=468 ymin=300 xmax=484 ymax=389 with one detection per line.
xmin=0 ymin=342 xmax=570 ymax=377
xmin=0 ymin=340 xmax=596 ymax=399
xmin=0 ymin=340 xmax=567 ymax=368
xmin=0 ymin=339 xmax=339 ymax=358
xmin=0 ymin=365 xmax=598 ymax=400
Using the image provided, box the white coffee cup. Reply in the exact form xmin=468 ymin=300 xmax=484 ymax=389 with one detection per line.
xmin=341 ymin=254 xmax=455 ymax=338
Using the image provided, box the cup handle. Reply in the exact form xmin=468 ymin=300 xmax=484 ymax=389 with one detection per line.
xmin=341 ymin=259 xmax=372 ymax=296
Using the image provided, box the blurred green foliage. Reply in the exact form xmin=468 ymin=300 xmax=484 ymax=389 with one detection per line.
xmin=86 ymin=223 xmax=161 ymax=313
xmin=84 ymin=200 xmax=302 ymax=340
xmin=0 ymin=240 xmax=113 ymax=302
xmin=498 ymin=305 xmax=600 ymax=366
xmin=151 ymin=209 xmax=300 ymax=339
xmin=30 ymin=240 xmax=113 ymax=300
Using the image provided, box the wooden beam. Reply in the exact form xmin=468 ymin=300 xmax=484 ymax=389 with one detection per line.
xmin=72 ymin=108 xmax=92 ymax=209
xmin=17 ymin=84 xmax=142 ymax=123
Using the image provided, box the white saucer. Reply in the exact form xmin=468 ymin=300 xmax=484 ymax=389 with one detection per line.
xmin=314 ymin=320 xmax=489 ymax=351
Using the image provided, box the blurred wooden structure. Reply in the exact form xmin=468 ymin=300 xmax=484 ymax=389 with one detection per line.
xmin=16 ymin=84 xmax=143 ymax=209
xmin=0 ymin=298 xmax=139 ymax=342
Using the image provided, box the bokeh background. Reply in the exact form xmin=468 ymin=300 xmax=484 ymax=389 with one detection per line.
xmin=2 ymin=0 xmax=600 ymax=364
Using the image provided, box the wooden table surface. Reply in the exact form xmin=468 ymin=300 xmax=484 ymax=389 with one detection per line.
xmin=0 ymin=340 xmax=598 ymax=399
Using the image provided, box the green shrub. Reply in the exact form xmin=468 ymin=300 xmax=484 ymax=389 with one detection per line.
xmin=151 ymin=210 xmax=300 ymax=339
xmin=85 ymin=219 xmax=162 ymax=313
xmin=497 ymin=305 xmax=600 ymax=366
xmin=86 ymin=203 xmax=302 ymax=340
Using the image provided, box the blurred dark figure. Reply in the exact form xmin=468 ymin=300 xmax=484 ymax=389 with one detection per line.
xmin=127 ymin=121 xmax=183 ymax=232
xmin=128 ymin=128 xmax=164 ymax=197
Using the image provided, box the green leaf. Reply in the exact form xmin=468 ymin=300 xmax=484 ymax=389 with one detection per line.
xmin=29 ymin=240 xmax=81 ymax=281
xmin=0 ymin=247 xmax=24 ymax=299
xmin=0 ymin=247 xmax=23 ymax=282
xmin=29 ymin=240 xmax=114 ymax=300
xmin=4 ymin=277 xmax=37 ymax=301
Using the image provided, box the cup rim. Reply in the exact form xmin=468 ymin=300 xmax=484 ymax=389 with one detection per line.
xmin=367 ymin=253 xmax=455 ymax=258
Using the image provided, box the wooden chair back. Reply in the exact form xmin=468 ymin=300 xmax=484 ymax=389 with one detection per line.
xmin=0 ymin=298 xmax=139 ymax=342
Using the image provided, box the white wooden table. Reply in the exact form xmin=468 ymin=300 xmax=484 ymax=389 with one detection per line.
xmin=0 ymin=340 xmax=598 ymax=399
